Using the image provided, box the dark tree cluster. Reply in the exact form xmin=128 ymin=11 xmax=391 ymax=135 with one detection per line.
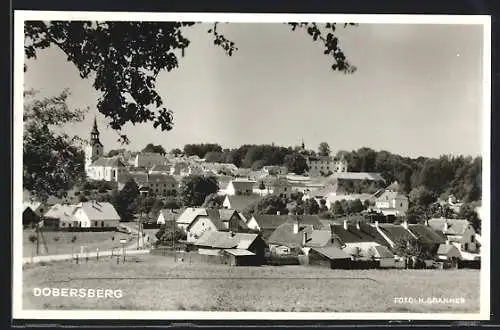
xmin=183 ymin=143 xmax=223 ymax=158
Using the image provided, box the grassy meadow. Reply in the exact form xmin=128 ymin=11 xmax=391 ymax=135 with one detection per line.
xmin=23 ymin=230 xmax=134 ymax=257
xmin=23 ymin=254 xmax=480 ymax=313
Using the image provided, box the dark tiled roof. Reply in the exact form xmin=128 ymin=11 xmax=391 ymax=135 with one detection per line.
xmin=310 ymin=246 xmax=351 ymax=260
xmin=304 ymin=230 xmax=332 ymax=247
xmin=91 ymin=157 xmax=126 ymax=167
xmin=408 ymin=224 xmax=447 ymax=245
xmin=251 ymin=215 xmax=289 ymax=230
xmin=378 ymin=224 xmax=414 ymax=243
xmin=267 ymin=223 xmax=313 ymax=248
xmin=225 ymin=195 xmax=262 ymax=211
xmin=331 ymin=224 xmax=379 ymax=244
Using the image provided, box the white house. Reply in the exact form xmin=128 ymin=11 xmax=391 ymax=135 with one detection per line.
xmin=427 ymin=218 xmax=479 ymax=254
xmin=225 ymin=179 xmax=257 ymax=196
xmin=374 ymin=190 xmax=409 ymax=216
xmin=86 ymin=157 xmax=128 ymax=182
xmin=72 ymin=201 xmax=121 ymax=228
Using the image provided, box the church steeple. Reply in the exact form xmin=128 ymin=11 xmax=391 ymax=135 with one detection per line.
xmin=90 ymin=116 xmax=102 ymax=146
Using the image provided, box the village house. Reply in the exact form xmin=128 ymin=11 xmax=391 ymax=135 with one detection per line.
xmin=407 ymin=223 xmax=447 ymax=256
xmin=330 ymin=220 xmax=395 ymax=267
xmin=191 ymin=231 xmax=266 ymax=266
xmin=222 ymin=194 xmax=262 ymax=211
xmin=118 ymin=172 xmax=178 ymax=196
xmin=267 ymin=221 xmax=313 ymax=255
xmin=427 ymin=218 xmax=480 ymax=254
xmin=307 ymin=245 xmax=352 ymax=269
xmin=176 ymin=207 xmax=207 ymax=233
xmin=72 ymin=201 xmax=121 ymax=228
xmin=43 ymin=204 xmax=79 ymax=229
xmin=306 ymin=155 xmax=348 ymax=177
xmin=156 ymin=208 xmax=182 ymax=225
xmin=225 ymin=179 xmax=257 ymax=196
xmin=148 ymin=164 xmax=172 ymax=175
xmin=371 ymin=221 xmax=417 ymax=250
xmin=373 ymin=190 xmax=409 ymax=217
xmin=185 ymin=209 xmax=248 ymax=242
xmin=86 ymin=157 xmax=128 ymax=182
xmin=247 ymin=214 xmax=323 ymax=241
xmin=23 ymin=201 xmax=45 ymax=228
xmin=134 ymin=152 xmax=168 ymax=169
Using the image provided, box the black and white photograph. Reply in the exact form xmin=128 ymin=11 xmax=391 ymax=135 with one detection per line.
xmin=13 ymin=11 xmax=491 ymax=320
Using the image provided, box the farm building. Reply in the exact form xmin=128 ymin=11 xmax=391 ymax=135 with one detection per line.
xmin=246 ymin=214 xmax=323 ymax=240
xmin=308 ymin=246 xmax=352 ymax=269
xmin=72 ymin=201 xmax=121 ymax=228
xmin=427 ymin=218 xmax=479 ymax=253
xmin=184 ymin=208 xmax=249 ymax=242
xmin=191 ymin=231 xmax=266 ymax=266
xmin=43 ymin=204 xmax=79 ymax=229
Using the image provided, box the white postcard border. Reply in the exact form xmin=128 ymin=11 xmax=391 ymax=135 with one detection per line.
xmin=12 ymin=10 xmax=492 ymax=321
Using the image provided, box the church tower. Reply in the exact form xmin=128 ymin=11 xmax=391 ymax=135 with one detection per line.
xmin=85 ymin=117 xmax=104 ymax=171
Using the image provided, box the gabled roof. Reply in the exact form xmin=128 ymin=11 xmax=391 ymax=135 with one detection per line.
xmin=310 ymin=246 xmax=351 ymax=260
xmin=304 ymin=230 xmax=333 ymax=248
xmin=369 ymin=245 xmax=395 ymax=259
xmin=331 ymin=224 xmax=380 ymax=244
xmin=377 ymin=224 xmax=415 ymax=244
xmin=90 ymin=157 xmax=126 ymax=167
xmin=44 ymin=204 xmax=78 ymax=222
xmin=147 ymin=173 xmax=178 ymax=184
xmin=218 ymin=209 xmax=238 ymax=222
xmin=267 ymin=222 xmax=313 ymax=248
xmin=23 ymin=201 xmax=42 ymax=212
xmin=251 ymin=215 xmax=289 ymax=230
xmin=408 ymin=224 xmax=447 ymax=245
xmin=376 ymin=190 xmax=408 ymax=201
xmin=157 ymin=209 xmax=180 ymax=222
xmin=427 ymin=218 xmax=472 ymax=236
xmin=197 ymin=209 xmax=226 ymax=231
xmin=437 ymin=244 xmax=462 ymax=259
xmin=193 ymin=231 xmax=259 ymax=249
xmin=77 ymin=201 xmax=120 ymax=221
xmin=224 ymin=195 xmax=262 ymax=211
xmin=176 ymin=208 xmax=207 ymax=225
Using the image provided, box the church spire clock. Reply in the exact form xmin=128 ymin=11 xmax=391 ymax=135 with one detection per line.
xmin=85 ymin=116 xmax=104 ymax=171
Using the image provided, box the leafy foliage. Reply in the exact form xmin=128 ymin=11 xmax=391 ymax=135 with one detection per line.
xmin=284 ymin=153 xmax=309 ymax=175
xmin=183 ymin=143 xmax=223 ymax=158
xmin=142 ymin=143 xmax=166 ymax=155
xmin=25 ymin=21 xmax=356 ymax=142
xmin=23 ymin=89 xmax=87 ymax=202
xmin=111 ymin=179 xmax=140 ymax=220
xmin=318 ymin=142 xmax=331 ymax=157
xmin=202 ymin=192 xmax=225 ymax=209
xmin=244 ymin=195 xmax=289 ymax=217
xmin=180 ymin=175 xmax=219 ymax=207
xmin=393 ymin=236 xmax=432 ymax=260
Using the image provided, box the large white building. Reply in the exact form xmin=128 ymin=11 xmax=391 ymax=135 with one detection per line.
xmin=306 ymin=155 xmax=348 ymax=177
xmin=84 ymin=118 xmax=128 ymax=182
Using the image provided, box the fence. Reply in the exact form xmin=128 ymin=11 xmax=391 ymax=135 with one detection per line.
xmin=39 ymin=227 xmax=118 ymax=233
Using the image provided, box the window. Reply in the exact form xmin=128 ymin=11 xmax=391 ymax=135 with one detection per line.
xmin=400 ymin=202 xmax=403 ymax=207
xmin=101 ymin=221 xmax=104 ymax=227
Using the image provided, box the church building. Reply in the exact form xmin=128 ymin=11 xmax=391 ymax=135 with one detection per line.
xmin=85 ymin=117 xmax=127 ymax=182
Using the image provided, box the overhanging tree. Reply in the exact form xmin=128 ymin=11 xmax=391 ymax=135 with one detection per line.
xmin=23 ymin=89 xmax=87 ymax=202
xmin=24 ymin=21 xmax=356 ymax=143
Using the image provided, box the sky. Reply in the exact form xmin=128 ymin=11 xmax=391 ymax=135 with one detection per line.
xmin=23 ymin=22 xmax=485 ymax=158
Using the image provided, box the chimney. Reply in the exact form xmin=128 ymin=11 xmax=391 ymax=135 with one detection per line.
xmin=402 ymin=220 xmax=408 ymax=230
xmin=445 ymin=239 xmax=450 ymax=245
xmin=277 ymin=211 xmax=281 ymax=215
xmin=293 ymin=221 xmax=299 ymax=234
xmin=343 ymin=219 xmax=348 ymax=230
xmin=302 ymin=232 xmax=307 ymax=246
xmin=374 ymin=220 xmax=379 ymax=228
xmin=443 ymin=221 xmax=449 ymax=233
xmin=424 ymin=219 xmax=428 ymax=226
xmin=356 ymin=221 xmax=360 ymax=230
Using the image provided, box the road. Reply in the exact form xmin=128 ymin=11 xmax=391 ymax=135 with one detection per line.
xmin=22 ymin=248 xmax=150 ymax=265
xmin=22 ymin=223 xmax=155 ymax=265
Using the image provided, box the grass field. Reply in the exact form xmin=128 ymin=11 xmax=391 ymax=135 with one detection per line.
xmin=23 ymin=230 xmax=134 ymax=257
xmin=22 ymin=254 xmax=480 ymax=313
